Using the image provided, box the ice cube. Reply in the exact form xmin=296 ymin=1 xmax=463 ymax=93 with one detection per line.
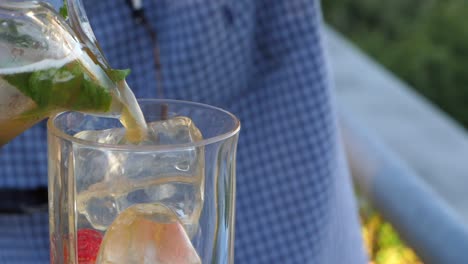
xmin=86 ymin=116 xmax=205 ymax=180
xmin=74 ymin=116 xmax=205 ymax=236
xmin=74 ymin=116 xmax=203 ymax=146
xmin=74 ymin=128 xmax=126 ymax=145
xmin=148 ymin=116 xmax=203 ymax=145
xmin=96 ymin=203 xmax=201 ymax=264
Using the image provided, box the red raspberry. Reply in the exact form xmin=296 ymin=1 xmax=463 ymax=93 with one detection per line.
xmin=77 ymin=229 xmax=103 ymax=264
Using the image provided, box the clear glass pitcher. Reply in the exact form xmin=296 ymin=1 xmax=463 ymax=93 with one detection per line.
xmin=0 ymin=0 xmax=144 ymax=146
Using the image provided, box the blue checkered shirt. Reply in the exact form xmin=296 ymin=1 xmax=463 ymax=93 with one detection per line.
xmin=0 ymin=0 xmax=366 ymax=263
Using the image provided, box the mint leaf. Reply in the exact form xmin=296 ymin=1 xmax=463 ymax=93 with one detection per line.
xmin=4 ymin=61 xmax=112 ymax=113
xmin=72 ymin=73 xmax=112 ymax=112
xmin=3 ymin=72 xmax=31 ymax=98
xmin=108 ymin=69 xmax=131 ymax=83
xmin=60 ymin=0 xmax=68 ymax=20
xmin=28 ymin=68 xmax=56 ymax=107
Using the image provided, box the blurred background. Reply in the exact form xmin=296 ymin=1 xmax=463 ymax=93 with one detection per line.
xmin=322 ymin=1 xmax=468 ymax=264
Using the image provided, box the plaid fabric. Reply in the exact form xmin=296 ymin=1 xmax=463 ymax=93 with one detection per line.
xmin=0 ymin=0 xmax=366 ymax=263
xmin=0 ymin=213 xmax=49 ymax=263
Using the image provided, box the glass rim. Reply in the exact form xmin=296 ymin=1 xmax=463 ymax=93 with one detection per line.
xmin=47 ymin=99 xmax=241 ymax=151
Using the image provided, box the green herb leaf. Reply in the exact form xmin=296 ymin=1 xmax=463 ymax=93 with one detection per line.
xmin=72 ymin=72 xmax=112 ymax=112
xmin=108 ymin=69 xmax=131 ymax=83
xmin=60 ymin=0 xmax=68 ymax=20
xmin=4 ymin=61 xmax=112 ymax=113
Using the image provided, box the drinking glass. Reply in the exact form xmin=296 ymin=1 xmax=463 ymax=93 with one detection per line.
xmin=48 ymin=99 xmax=240 ymax=263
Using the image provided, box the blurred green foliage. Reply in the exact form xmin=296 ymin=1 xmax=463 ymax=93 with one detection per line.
xmin=322 ymin=0 xmax=468 ymax=127
xmin=358 ymin=195 xmax=423 ymax=264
